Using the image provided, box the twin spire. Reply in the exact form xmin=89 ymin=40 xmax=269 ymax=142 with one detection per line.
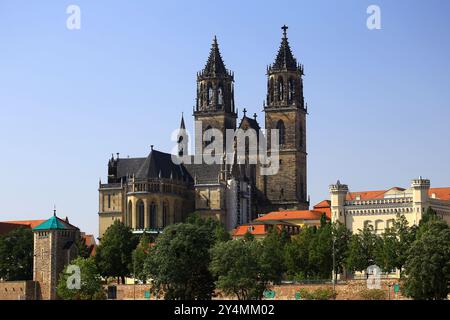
xmin=201 ymin=36 xmax=229 ymax=77
xmin=201 ymin=26 xmax=300 ymax=76
xmin=271 ymin=25 xmax=299 ymax=71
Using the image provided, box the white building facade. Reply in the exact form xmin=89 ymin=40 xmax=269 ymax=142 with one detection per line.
xmin=329 ymin=178 xmax=450 ymax=234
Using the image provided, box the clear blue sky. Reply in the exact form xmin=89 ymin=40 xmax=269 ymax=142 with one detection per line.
xmin=1 ymin=0 xmax=449 ymax=237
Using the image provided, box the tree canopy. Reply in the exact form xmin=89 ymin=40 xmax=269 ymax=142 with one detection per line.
xmin=95 ymin=220 xmax=138 ymax=283
xmin=57 ymin=257 xmax=106 ymax=300
xmin=0 ymin=227 xmax=33 ymax=281
xmin=403 ymin=218 xmax=450 ymax=300
xmin=144 ymin=222 xmax=218 ymax=299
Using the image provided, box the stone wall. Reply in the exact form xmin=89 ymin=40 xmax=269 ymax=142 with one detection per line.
xmin=110 ymin=279 xmax=405 ymax=300
xmin=0 ymin=281 xmax=38 ymax=300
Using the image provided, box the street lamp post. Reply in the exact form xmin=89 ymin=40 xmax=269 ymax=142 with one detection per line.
xmin=332 ymin=234 xmax=336 ymax=299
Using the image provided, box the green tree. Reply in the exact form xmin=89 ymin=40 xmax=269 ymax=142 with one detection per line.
xmin=309 ymin=222 xmax=333 ymax=279
xmin=145 ymin=222 xmax=216 ymax=299
xmin=95 ymin=220 xmax=138 ymax=283
xmin=0 ymin=227 xmax=33 ymax=281
xmin=57 ymin=257 xmax=106 ymax=300
xmin=403 ymin=219 xmax=450 ymax=300
xmin=132 ymin=232 xmax=152 ymax=283
xmin=259 ymin=227 xmax=289 ymax=283
xmin=331 ymin=222 xmax=351 ymax=280
xmin=346 ymin=225 xmax=381 ymax=273
xmin=186 ymin=213 xmax=231 ymax=243
xmin=376 ymin=214 xmax=415 ymax=275
xmin=76 ymin=235 xmax=91 ymax=259
xmin=284 ymin=226 xmax=316 ymax=280
xmin=210 ymin=239 xmax=269 ymax=300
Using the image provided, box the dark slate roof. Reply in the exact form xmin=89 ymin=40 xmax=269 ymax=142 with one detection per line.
xmin=135 ymin=150 xmax=192 ymax=181
xmin=239 ymin=116 xmax=261 ymax=132
xmin=117 ymin=157 xmax=146 ymax=178
xmin=272 ymin=33 xmax=298 ymax=71
xmin=184 ymin=157 xmax=222 ymax=184
xmin=202 ymin=36 xmax=228 ymax=76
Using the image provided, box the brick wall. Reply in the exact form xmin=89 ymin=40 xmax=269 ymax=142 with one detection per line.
xmin=0 ymin=281 xmax=38 ymax=300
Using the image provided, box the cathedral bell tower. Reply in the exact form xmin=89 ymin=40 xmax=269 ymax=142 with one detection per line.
xmin=259 ymin=25 xmax=308 ymax=211
xmin=194 ymin=36 xmax=237 ymax=153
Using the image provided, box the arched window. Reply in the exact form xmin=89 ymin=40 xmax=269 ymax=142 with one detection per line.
xmin=269 ymin=78 xmax=274 ymax=103
xmin=163 ymin=201 xmax=169 ymax=227
xmin=277 ymin=77 xmax=284 ymax=101
xmin=288 ymin=78 xmax=295 ymax=102
xmin=217 ymin=85 xmax=223 ymax=107
xmin=207 ymin=83 xmax=213 ymax=106
xmin=149 ymin=202 xmax=157 ymax=229
xmin=127 ymin=200 xmax=132 ymax=227
xmin=137 ymin=200 xmax=145 ymax=229
xmin=276 ymin=120 xmax=286 ymax=145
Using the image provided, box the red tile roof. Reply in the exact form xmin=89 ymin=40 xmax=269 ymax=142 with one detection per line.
xmin=429 ymin=187 xmax=450 ymax=201
xmin=313 ymin=200 xmax=331 ymax=219
xmin=345 ymin=187 xmax=450 ymax=201
xmin=233 ymin=224 xmax=267 ymax=236
xmin=0 ymin=220 xmax=46 ymax=235
xmin=256 ymin=210 xmax=328 ymax=222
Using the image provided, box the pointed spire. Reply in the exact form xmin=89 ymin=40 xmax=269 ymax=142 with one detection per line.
xmin=272 ymin=25 xmax=298 ymax=71
xmin=180 ymin=112 xmax=186 ymax=130
xmin=202 ymin=36 xmax=228 ymax=76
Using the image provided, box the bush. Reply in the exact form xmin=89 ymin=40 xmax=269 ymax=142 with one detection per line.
xmin=298 ymin=287 xmax=336 ymax=300
xmin=358 ymin=289 xmax=386 ymax=300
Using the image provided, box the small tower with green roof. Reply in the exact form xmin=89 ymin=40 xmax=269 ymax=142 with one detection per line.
xmin=32 ymin=211 xmax=79 ymax=300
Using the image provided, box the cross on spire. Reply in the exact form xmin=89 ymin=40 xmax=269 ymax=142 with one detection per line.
xmin=282 ymin=25 xmax=288 ymax=38
xmin=243 ymin=108 xmax=247 ymax=117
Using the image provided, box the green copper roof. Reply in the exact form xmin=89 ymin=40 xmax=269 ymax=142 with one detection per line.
xmin=33 ymin=215 xmax=76 ymax=231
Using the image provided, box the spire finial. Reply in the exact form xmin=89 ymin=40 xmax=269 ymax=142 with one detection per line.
xmin=53 ymin=204 xmax=56 ymax=217
xmin=243 ymin=108 xmax=247 ymax=117
xmin=151 ymin=145 xmax=154 ymax=151
xmin=282 ymin=25 xmax=288 ymax=38
xmin=253 ymin=113 xmax=257 ymax=120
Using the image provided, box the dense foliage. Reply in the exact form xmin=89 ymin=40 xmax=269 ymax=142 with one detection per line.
xmin=95 ymin=220 xmax=138 ymax=283
xmin=0 ymin=227 xmax=33 ymax=281
xmin=57 ymin=257 xmax=105 ymax=300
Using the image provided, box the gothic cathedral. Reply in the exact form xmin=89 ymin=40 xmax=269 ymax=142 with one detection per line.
xmin=98 ymin=26 xmax=309 ymax=238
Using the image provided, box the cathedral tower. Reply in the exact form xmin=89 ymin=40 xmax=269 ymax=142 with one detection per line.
xmin=194 ymin=36 xmax=237 ymax=151
xmin=259 ymin=26 xmax=308 ymax=211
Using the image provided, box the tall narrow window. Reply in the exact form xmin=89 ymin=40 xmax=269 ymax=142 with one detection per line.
xmin=207 ymin=83 xmax=213 ymax=106
xmin=137 ymin=200 xmax=144 ymax=229
xmin=276 ymin=120 xmax=286 ymax=145
xmin=107 ymin=194 xmax=111 ymax=209
xmin=277 ymin=77 xmax=284 ymax=101
xmin=288 ymin=78 xmax=295 ymax=102
xmin=149 ymin=202 xmax=157 ymax=229
xmin=299 ymin=124 xmax=303 ymax=147
xmin=163 ymin=201 xmax=169 ymax=227
xmin=127 ymin=200 xmax=132 ymax=227
xmin=269 ymin=78 xmax=274 ymax=103
xmin=217 ymin=85 xmax=223 ymax=107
